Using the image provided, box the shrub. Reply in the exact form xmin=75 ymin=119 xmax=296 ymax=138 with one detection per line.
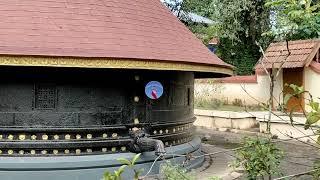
xmin=195 ymin=98 xmax=223 ymax=109
xmin=232 ymin=98 xmax=243 ymax=107
xmin=160 ymin=162 xmax=195 ymax=180
xmin=194 ymin=82 xmax=225 ymax=109
xmin=312 ymin=160 xmax=320 ymax=179
xmin=246 ymin=104 xmax=264 ymax=111
xmin=232 ymin=137 xmax=284 ymax=180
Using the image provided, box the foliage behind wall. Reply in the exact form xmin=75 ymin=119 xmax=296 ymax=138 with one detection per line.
xmin=163 ymin=0 xmax=319 ymax=75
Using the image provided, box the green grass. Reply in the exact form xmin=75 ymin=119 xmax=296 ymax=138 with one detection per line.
xmin=194 ymin=98 xmax=264 ymax=112
xmin=196 ymin=104 xmax=263 ymax=112
xmin=217 ymin=105 xmax=248 ymax=112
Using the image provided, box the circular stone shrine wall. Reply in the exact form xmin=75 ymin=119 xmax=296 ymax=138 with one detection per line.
xmin=0 ymin=67 xmax=202 ymax=180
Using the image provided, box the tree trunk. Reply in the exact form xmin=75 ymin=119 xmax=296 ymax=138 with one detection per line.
xmin=267 ymin=72 xmax=274 ymax=133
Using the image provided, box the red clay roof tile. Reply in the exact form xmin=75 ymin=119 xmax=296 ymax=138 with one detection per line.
xmin=0 ymin=0 xmax=231 ymax=69
xmin=197 ymin=75 xmax=257 ymax=83
xmin=256 ymin=39 xmax=320 ymax=69
xmin=215 ymin=75 xmax=257 ymax=83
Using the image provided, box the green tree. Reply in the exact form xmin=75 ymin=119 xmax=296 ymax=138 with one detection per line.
xmin=211 ymin=0 xmax=271 ymax=75
xmin=265 ymin=0 xmax=320 ymax=40
xmin=181 ymin=0 xmax=215 ymax=18
xmin=163 ymin=0 xmax=271 ymax=75
xmin=163 ymin=0 xmax=218 ymax=45
xmin=163 ymin=0 xmax=214 ymax=19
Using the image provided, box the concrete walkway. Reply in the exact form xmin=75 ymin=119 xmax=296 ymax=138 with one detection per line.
xmin=195 ymin=144 xmax=241 ymax=180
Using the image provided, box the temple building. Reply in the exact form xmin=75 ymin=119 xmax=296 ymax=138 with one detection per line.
xmin=0 ymin=0 xmax=232 ymax=179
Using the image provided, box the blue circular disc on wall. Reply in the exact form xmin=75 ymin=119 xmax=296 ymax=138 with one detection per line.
xmin=145 ymin=81 xmax=163 ymax=99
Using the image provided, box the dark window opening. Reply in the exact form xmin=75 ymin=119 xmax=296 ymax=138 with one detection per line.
xmin=34 ymin=84 xmax=56 ymax=109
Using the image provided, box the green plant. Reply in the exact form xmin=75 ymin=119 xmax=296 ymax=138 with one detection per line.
xmin=312 ymin=160 xmax=320 ymax=179
xmin=164 ymin=0 xmax=271 ymax=75
xmin=195 ymin=98 xmax=223 ymax=109
xmin=103 ymin=153 xmax=142 ymax=180
xmin=160 ymin=161 xmax=195 ymax=180
xmin=232 ymin=98 xmax=243 ymax=107
xmin=283 ymin=84 xmax=319 ymax=129
xmin=246 ymin=104 xmax=264 ymax=111
xmin=276 ymin=103 xmax=286 ymax=112
xmin=208 ymin=176 xmax=222 ymax=180
xmin=194 ymin=82 xmax=225 ymax=109
xmin=103 ymin=165 xmax=127 ymax=180
xmin=283 ymin=84 xmax=320 ymax=178
xmin=232 ymin=137 xmax=284 ymax=180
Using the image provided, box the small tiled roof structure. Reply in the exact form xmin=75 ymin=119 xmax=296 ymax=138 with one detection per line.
xmin=208 ymin=38 xmax=220 ymax=45
xmin=255 ymin=39 xmax=320 ymax=69
xmin=207 ymin=39 xmax=320 ymax=84
xmin=172 ymin=11 xmax=214 ymax=24
xmin=0 ymin=0 xmax=232 ymax=76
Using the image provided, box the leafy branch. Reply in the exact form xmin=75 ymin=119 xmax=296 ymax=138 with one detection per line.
xmin=103 ymin=153 xmax=142 ymax=180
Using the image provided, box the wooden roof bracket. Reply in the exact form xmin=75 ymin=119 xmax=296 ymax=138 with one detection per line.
xmin=305 ymin=42 xmax=320 ymax=67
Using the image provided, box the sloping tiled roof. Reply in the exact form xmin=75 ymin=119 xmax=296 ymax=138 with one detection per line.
xmin=0 ymin=0 xmax=232 ymax=74
xmin=255 ymin=39 xmax=320 ymax=69
xmin=208 ymin=38 xmax=219 ymax=45
xmin=215 ymin=75 xmax=257 ymax=83
xmin=197 ymin=75 xmax=257 ymax=83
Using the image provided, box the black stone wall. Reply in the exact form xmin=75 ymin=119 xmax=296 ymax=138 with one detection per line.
xmin=0 ymin=67 xmax=194 ymax=128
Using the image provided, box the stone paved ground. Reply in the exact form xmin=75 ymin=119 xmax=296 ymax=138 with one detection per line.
xmin=146 ymin=128 xmax=319 ymax=180
xmin=195 ymin=128 xmax=320 ymax=180
xmin=194 ymin=144 xmax=239 ymax=180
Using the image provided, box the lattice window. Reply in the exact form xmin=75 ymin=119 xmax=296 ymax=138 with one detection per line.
xmin=34 ymin=84 xmax=56 ymax=109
